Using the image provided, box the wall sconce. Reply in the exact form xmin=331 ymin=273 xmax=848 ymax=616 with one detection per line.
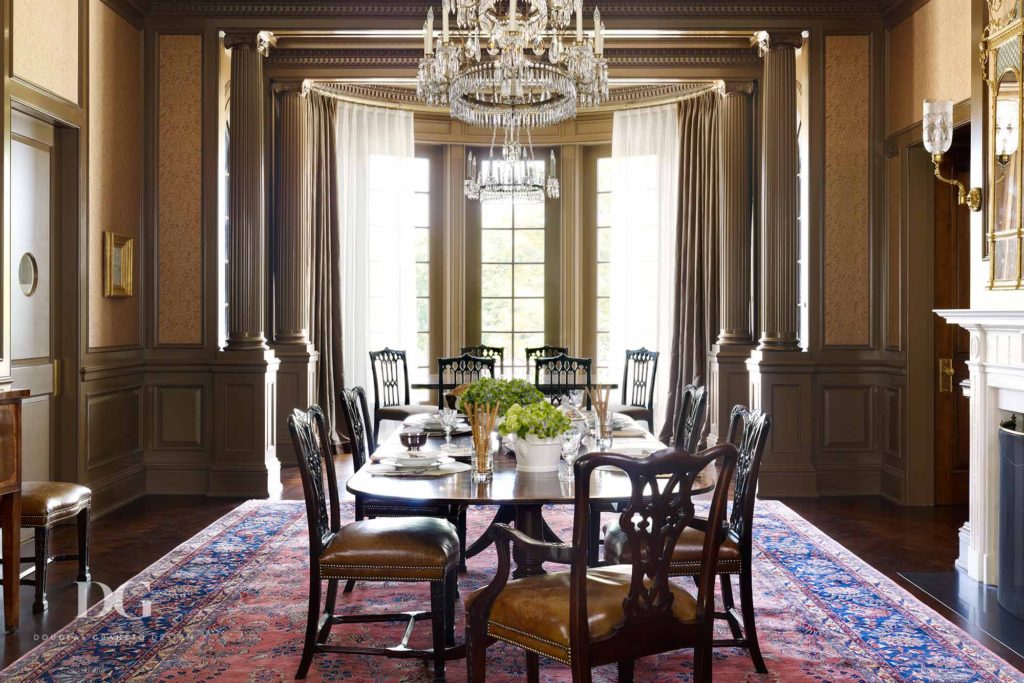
xmin=996 ymin=97 xmax=1020 ymax=165
xmin=923 ymin=98 xmax=983 ymax=212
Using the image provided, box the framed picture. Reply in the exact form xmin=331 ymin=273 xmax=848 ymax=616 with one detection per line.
xmin=103 ymin=231 xmax=133 ymax=298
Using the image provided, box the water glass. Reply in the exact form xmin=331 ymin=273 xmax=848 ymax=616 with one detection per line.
xmin=591 ymin=410 xmax=613 ymax=451
xmin=439 ymin=407 xmax=460 ymax=453
xmin=559 ymin=428 xmax=584 ymax=481
xmin=569 ymin=389 xmax=585 ymax=411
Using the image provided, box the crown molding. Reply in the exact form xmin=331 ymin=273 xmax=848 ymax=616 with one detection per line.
xmin=876 ymin=0 xmax=932 ymax=27
xmin=148 ymin=0 xmax=882 ymax=17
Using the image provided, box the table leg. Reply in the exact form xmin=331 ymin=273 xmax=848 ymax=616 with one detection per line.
xmin=512 ymin=504 xmax=547 ymax=579
xmin=464 ymin=504 xmax=516 ymax=559
xmin=1 ymin=491 xmax=21 ymax=632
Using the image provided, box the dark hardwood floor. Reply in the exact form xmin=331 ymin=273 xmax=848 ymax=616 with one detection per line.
xmin=2 ymin=458 xmax=1018 ymax=673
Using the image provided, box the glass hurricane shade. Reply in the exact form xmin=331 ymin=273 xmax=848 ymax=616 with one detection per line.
xmin=923 ymin=99 xmax=954 ymax=155
xmin=996 ymin=97 xmax=1021 ymax=160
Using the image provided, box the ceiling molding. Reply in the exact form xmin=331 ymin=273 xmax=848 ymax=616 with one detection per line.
xmin=267 ymin=46 xmax=760 ymax=70
xmin=876 ymin=0 xmax=932 ymax=27
xmin=148 ymin=0 xmax=882 ymax=17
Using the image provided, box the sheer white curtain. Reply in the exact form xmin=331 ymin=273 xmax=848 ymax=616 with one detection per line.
xmin=336 ymin=101 xmax=417 ymax=403
xmin=609 ymin=103 xmax=680 ymax=430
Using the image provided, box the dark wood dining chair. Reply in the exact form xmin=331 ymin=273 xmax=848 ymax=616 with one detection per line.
xmin=369 ymin=347 xmax=434 ymax=444
xmin=673 ymin=381 xmax=708 ymax=452
xmin=604 ymin=405 xmax=772 ymax=674
xmin=611 ymin=347 xmax=660 ymax=429
xmin=466 ymin=443 xmax=739 ymax=682
xmin=338 ymin=386 xmax=467 ymax=584
xmin=525 ymin=344 xmax=568 ymax=374
xmin=288 ymin=405 xmax=460 ymax=681
xmin=436 ymin=353 xmax=496 ymax=409
xmin=534 ymin=353 xmax=592 ymax=407
xmin=460 ymin=345 xmax=505 ymax=374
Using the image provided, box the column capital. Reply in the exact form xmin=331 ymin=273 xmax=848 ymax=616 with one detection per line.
xmin=224 ymin=30 xmax=274 ymax=56
xmin=756 ymin=30 xmax=804 ymax=56
xmin=272 ymin=80 xmax=306 ymax=96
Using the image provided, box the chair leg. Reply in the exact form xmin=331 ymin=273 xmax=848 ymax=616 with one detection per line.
xmin=430 ymin=580 xmax=447 ymax=682
xmin=76 ymin=508 xmax=91 ymax=582
xmin=466 ymin=613 xmax=488 ymax=682
xmin=693 ymin=643 xmax=712 ymax=683
xmin=32 ymin=527 xmax=49 ymax=614
xmin=617 ymin=659 xmax=635 ymax=683
xmin=587 ymin=505 xmax=602 ymax=566
xmin=343 ymin=579 xmax=357 ymax=594
xmin=456 ymin=507 xmax=468 ymax=572
xmin=296 ymin=574 xmax=321 ymax=679
xmin=373 ymin=414 xmax=382 ymax=447
xmin=445 ymin=568 xmax=458 ymax=647
xmin=316 ymin=579 xmax=339 ymax=645
xmin=719 ymin=573 xmax=743 ymax=640
xmin=740 ymin=565 xmax=768 ymax=674
xmin=525 ymin=651 xmax=540 ymax=683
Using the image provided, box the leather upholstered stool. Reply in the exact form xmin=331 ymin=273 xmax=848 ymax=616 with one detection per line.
xmin=19 ymin=481 xmax=92 ymax=613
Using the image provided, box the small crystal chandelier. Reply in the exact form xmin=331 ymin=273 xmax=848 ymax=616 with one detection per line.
xmin=465 ymin=125 xmax=559 ymax=203
xmin=417 ymin=0 xmax=609 ymax=128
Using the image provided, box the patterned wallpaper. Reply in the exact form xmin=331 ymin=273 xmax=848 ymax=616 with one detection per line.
xmin=888 ymin=0 xmax=972 ymax=134
xmin=12 ymin=0 xmax=79 ymax=104
xmin=824 ymin=34 xmax=872 ymax=347
xmin=88 ymin=0 xmax=142 ymax=349
xmin=157 ymin=34 xmax=204 ymax=345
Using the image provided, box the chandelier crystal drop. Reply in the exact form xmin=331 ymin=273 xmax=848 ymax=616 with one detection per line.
xmin=417 ymin=0 xmax=609 ymax=128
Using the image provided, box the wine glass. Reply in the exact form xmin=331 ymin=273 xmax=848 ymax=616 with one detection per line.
xmin=559 ymin=426 xmax=584 ymax=482
xmin=569 ymin=389 xmax=584 ymax=412
xmin=439 ymin=407 xmax=460 ymax=453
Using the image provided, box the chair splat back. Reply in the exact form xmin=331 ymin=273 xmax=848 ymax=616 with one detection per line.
xmin=288 ymin=406 xmax=341 ymax=558
xmin=673 ymin=383 xmax=708 ymax=453
xmin=525 ymin=345 xmax=569 ymax=373
xmin=724 ymin=406 xmax=771 ymax=546
xmin=622 ymin=347 xmax=660 ymax=410
xmin=570 ymin=445 xmax=737 ymax=640
xmin=461 ymin=345 xmax=505 ymax=374
xmin=338 ymin=387 xmax=371 ymax=470
xmin=369 ymin=348 xmax=410 ymax=410
xmin=534 ymin=353 xmax=592 ymax=403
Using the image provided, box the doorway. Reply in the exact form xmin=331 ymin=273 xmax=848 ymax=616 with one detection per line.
xmin=10 ymin=110 xmax=63 ymax=483
xmin=933 ymin=126 xmax=971 ymax=506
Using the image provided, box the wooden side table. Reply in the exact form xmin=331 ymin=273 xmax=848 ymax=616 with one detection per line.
xmin=0 ymin=389 xmax=28 ymax=632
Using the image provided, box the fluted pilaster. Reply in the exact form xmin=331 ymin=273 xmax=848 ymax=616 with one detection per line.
xmin=718 ymin=82 xmax=753 ymax=345
xmin=274 ymin=89 xmax=311 ymax=344
xmin=758 ymin=32 xmax=802 ymax=350
xmin=225 ymin=32 xmax=270 ymax=350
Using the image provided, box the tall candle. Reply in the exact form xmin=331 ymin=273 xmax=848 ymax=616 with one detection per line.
xmin=593 ymin=8 xmax=600 ymax=50
xmin=510 ymin=0 xmax=517 ymax=22
xmin=576 ymin=0 xmax=583 ymax=41
xmin=442 ymin=0 xmax=449 ymax=43
xmin=423 ymin=19 xmax=431 ymax=55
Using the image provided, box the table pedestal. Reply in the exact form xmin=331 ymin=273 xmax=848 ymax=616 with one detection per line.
xmin=513 ymin=504 xmax=548 ymax=578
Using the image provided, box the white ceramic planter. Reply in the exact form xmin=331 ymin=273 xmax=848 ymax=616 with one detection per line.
xmin=510 ymin=434 xmax=563 ymax=473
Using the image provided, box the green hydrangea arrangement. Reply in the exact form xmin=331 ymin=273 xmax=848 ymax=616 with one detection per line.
xmin=457 ymin=377 xmax=543 ymax=416
xmin=498 ymin=401 xmax=572 ymax=440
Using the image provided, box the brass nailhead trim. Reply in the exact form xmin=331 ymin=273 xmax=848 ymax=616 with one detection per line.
xmin=487 ymin=620 xmax=572 ymax=665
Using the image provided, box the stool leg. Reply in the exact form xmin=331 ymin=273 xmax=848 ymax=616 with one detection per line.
xmin=76 ymin=508 xmax=92 ymax=583
xmin=33 ymin=527 xmax=49 ymax=614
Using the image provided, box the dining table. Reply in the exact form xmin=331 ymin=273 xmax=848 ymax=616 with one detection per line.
xmin=409 ymin=373 xmax=619 ymax=391
xmin=346 ymin=414 xmax=716 ymax=578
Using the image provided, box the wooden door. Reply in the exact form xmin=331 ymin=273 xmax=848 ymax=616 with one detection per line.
xmin=10 ymin=111 xmax=59 ymax=484
xmin=934 ymin=146 xmax=971 ymax=506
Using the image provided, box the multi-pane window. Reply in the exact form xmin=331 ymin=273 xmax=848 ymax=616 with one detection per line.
xmin=595 ymin=156 xmax=613 ymax=376
xmin=413 ymin=156 xmax=431 ymax=375
xmin=479 ymin=160 xmax=547 ymax=376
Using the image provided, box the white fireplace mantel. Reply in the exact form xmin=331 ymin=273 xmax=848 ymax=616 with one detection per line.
xmin=936 ymin=309 xmax=1024 ymax=585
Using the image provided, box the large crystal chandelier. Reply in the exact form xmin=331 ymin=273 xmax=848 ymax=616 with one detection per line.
xmin=464 ymin=125 xmax=560 ymax=203
xmin=417 ymin=0 xmax=609 ymax=129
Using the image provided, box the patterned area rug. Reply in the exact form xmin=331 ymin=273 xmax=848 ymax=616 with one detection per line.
xmin=3 ymin=499 xmax=1022 ymax=682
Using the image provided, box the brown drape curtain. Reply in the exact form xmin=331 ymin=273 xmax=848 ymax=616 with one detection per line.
xmin=659 ymin=90 xmax=720 ymax=443
xmin=308 ymin=92 xmax=345 ymax=439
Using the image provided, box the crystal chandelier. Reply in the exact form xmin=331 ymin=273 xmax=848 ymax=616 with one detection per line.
xmin=464 ymin=125 xmax=560 ymax=203
xmin=417 ymin=0 xmax=609 ymax=129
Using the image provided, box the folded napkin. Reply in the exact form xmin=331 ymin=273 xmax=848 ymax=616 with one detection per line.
xmin=366 ymin=461 xmax=471 ymax=477
xmin=612 ymin=428 xmax=646 ymax=438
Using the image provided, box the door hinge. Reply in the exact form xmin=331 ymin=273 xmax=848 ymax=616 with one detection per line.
xmin=938 ymin=358 xmax=955 ymax=393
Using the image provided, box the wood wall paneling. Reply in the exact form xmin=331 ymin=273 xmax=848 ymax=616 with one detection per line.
xmin=11 ymin=0 xmax=81 ymax=105
xmin=156 ymin=33 xmax=203 ymax=346
xmin=886 ymin=153 xmax=902 ymax=349
xmin=824 ymin=34 xmax=871 ymax=347
xmin=88 ymin=0 xmax=143 ymax=349
xmin=154 ymin=385 xmax=202 ymax=448
xmin=84 ymin=384 xmax=142 ymax=471
xmin=822 ymin=384 xmax=873 ymax=449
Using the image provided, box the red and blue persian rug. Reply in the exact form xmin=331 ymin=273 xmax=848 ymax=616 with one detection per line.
xmin=3 ymin=499 xmax=1022 ymax=682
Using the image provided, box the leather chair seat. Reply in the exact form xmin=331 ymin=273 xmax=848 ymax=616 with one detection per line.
xmin=603 ymin=523 xmax=742 ymax=575
xmin=21 ymin=481 xmax=92 ymax=527
xmin=465 ymin=565 xmax=696 ymax=664
xmin=376 ymin=404 xmax=435 ymax=421
xmin=320 ymin=516 xmax=459 ymax=581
